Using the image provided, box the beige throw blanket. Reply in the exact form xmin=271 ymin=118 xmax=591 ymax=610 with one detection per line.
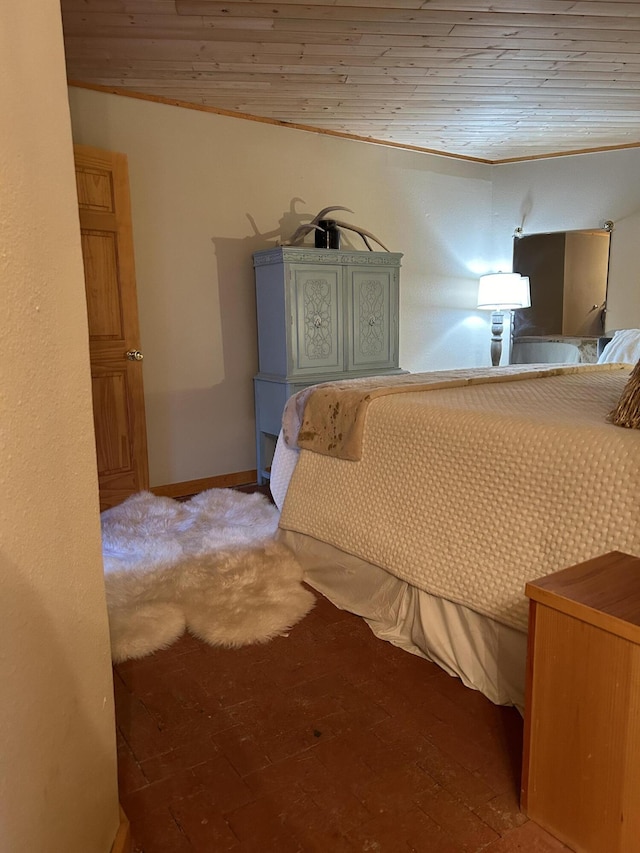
xmin=282 ymin=363 xmax=624 ymax=461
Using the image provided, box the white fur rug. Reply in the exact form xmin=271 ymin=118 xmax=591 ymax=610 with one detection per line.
xmin=101 ymin=489 xmax=315 ymax=662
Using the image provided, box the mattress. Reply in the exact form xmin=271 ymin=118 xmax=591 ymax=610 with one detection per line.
xmin=278 ymin=364 xmax=640 ymax=633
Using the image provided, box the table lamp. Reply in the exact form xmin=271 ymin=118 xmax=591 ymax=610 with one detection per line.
xmin=477 ymin=273 xmax=531 ymax=366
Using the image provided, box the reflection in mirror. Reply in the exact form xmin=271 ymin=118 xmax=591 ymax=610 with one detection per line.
xmin=605 ymin=212 xmax=640 ymax=333
xmin=512 ymin=229 xmax=610 ymax=340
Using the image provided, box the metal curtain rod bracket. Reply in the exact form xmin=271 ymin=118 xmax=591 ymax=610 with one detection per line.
xmin=514 ymin=221 xmax=614 ymax=237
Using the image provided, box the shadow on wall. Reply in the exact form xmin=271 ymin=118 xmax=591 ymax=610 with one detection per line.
xmin=146 ymin=200 xmax=319 ymax=485
xmin=245 ymin=198 xmax=382 ymax=253
xmin=213 ymin=196 xmax=383 ymax=386
xmin=145 ymin=230 xmax=267 ymax=484
xmin=208 ymin=203 xmax=312 ymax=435
xmin=149 ymin=198 xmax=385 ymax=485
xmin=245 ymin=197 xmax=309 ymax=246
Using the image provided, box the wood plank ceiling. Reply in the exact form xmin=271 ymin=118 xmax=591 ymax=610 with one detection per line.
xmin=61 ymin=0 xmax=640 ymax=163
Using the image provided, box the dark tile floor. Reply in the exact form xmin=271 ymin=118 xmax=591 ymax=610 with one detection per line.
xmin=114 ymin=586 xmax=570 ymax=852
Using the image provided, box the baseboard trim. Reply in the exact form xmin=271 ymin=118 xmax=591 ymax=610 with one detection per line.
xmin=150 ymin=470 xmax=258 ymax=499
xmin=111 ymin=806 xmax=132 ymax=853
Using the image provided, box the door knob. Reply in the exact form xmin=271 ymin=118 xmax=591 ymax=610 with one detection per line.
xmin=126 ymin=350 xmax=144 ymax=361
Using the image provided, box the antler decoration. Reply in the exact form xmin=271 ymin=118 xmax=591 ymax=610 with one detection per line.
xmin=329 ymin=220 xmax=390 ymax=252
xmin=281 ymin=206 xmax=389 ymax=251
xmin=282 ymin=206 xmax=353 ymax=246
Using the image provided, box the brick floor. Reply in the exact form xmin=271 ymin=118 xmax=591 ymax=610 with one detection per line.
xmin=115 ymin=589 xmax=570 ymax=852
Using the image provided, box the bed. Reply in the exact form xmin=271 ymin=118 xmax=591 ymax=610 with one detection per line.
xmin=271 ymin=341 xmax=640 ymax=711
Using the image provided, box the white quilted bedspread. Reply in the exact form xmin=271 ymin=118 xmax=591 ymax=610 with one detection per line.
xmin=278 ymin=365 xmax=640 ymax=631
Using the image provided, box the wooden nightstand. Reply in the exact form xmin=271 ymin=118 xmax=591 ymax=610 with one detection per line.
xmin=521 ymin=551 xmax=640 ymax=853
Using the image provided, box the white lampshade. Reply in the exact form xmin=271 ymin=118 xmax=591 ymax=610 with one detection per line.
xmin=477 ymin=273 xmax=531 ymax=310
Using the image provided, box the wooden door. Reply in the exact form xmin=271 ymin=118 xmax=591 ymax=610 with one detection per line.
xmin=74 ymin=145 xmax=149 ymax=510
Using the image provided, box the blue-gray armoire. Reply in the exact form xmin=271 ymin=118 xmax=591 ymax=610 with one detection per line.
xmin=253 ymin=246 xmax=404 ymax=483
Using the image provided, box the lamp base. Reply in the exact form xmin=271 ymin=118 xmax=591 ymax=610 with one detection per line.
xmin=490 ymin=310 xmax=504 ymax=367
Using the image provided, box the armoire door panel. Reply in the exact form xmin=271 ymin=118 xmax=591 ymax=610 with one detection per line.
xmin=348 ymin=268 xmax=395 ymax=370
xmin=292 ymin=266 xmax=342 ymax=374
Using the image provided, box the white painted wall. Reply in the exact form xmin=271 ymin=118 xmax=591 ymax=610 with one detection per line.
xmin=490 ymin=148 xmax=640 ymax=332
xmin=1 ymin=7 xmax=119 ymax=853
xmin=68 ymin=88 xmax=640 ymax=489
xmin=68 ymin=88 xmax=494 ymax=486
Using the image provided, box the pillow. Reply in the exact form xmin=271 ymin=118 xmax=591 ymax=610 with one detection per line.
xmin=598 ymin=329 xmax=640 ymax=364
xmin=608 ymin=358 xmax=640 ymax=429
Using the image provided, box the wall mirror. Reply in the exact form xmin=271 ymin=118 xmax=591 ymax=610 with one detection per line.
xmin=511 ymin=228 xmax=611 ymax=340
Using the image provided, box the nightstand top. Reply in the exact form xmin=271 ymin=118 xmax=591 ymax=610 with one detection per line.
xmin=526 ymin=551 xmax=640 ymax=643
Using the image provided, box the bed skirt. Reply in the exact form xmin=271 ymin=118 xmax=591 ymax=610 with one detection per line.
xmin=278 ymin=528 xmax=528 ymax=713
